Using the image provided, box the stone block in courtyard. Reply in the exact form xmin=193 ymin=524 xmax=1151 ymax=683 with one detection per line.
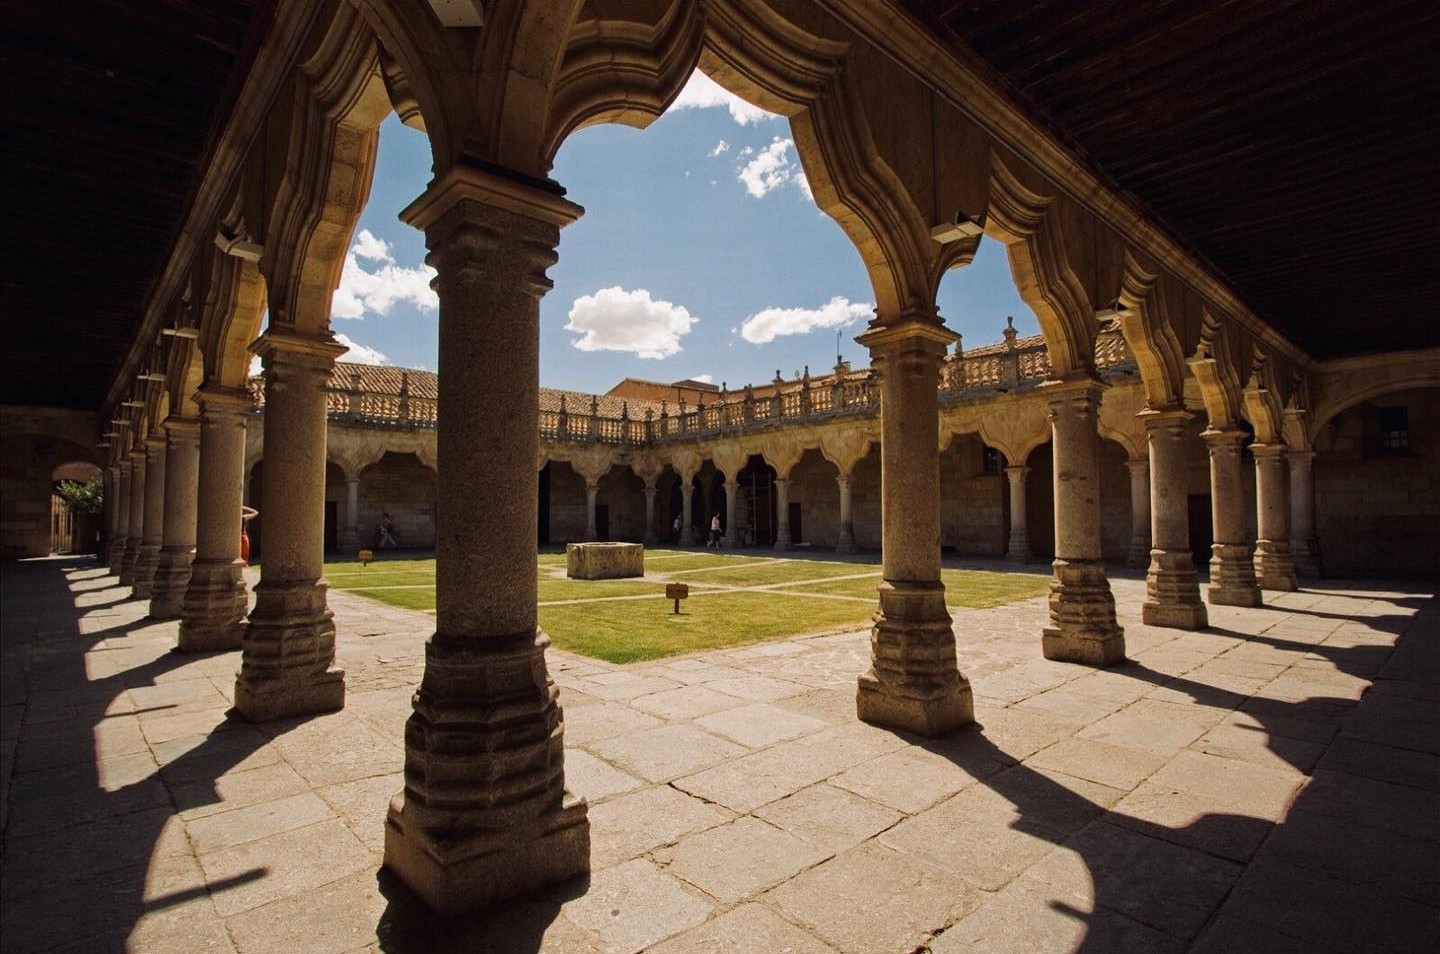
xmin=567 ymin=541 xmax=644 ymax=579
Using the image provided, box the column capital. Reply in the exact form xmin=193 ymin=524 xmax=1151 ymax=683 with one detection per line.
xmin=162 ymin=416 xmax=201 ymax=441
xmin=1250 ymin=441 xmax=1289 ymax=460
xmin=1137 ymin=405 xmax=1194 ymax=430
xmin=856 ymin=318 xmax=957 ymax=352
xmin=1124 ymin=456 xmax=1149 ymax=476
xmin=196 ymin=385 xmax=255 ymax=414
xmin=1004 ymin=464 xmax=1029 ymax=481
xmin=1285 ymin=448 xmax=1317 ymax=465
xmin=401 ymin=161 xmax=583 ymax=234
xmin=1039 ymin=373 xmax=1107 ymax=410
xmin=1201 ymin=426 xmax=1248 ymax=445
xmin=143 ymin=433 xmax=167 ymax=453
xmin=835 ymin=473 xmax=852 ymax=485
xmin=252 ymin=328 xmax=347 ymax=368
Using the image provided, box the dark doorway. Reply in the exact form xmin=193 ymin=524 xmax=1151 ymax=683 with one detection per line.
xmin=596 ymin=504 xmax=610 ymax=541
xmin=789 ymin=501 xmax=803 ymax=545
xmin=738 ymin=455 xmax=776 ymax=546
xmin=324 ymin=500 xmax=338 ymax=552
xmin=1188 ymin=494 xmax=1213 ymax=567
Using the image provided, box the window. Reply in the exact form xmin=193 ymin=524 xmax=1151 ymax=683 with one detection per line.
xmin=1379 ymin=406 xmax=1409 ymax=451
xmin=982 ymin=447 xmax=1003 ymax=474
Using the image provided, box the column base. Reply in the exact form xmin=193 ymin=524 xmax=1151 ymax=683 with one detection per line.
xmin=233 ymin=579 xmax=344 ymax=722
xmin=178 ymin=558 xmax=249 ymax=652
xmin=339 ymin=530 xmax=359 ymax=553
xmin=148 ymin=546 xmax=194 ymax=619
xmin=384 ymin=790 xmax=589 ymax=916
xmin=1005 ymin=531 xmax=1031 ymax=564
xmin=1126 ymin=538 xmax=1150 ymax=570
xmin=1208 ymin=543 xmax=1263 ymax=606
xmin=836 ymin=528 xmax=855 ymax=554
xmin=118 ymin=541 xmax=141 ymax=587
xmin=384 ymin=628 xmax=589 ymax=914
xmin=1291 ymin=538 xmax=1322 ymax=581
xmin=856 ymin=581 xmax=973 ymax=736
xmin=131 ymin=544 xmax=162 ymax=600
xmin=1254 ymin=539 xmax=1299 ymax=591
xmin=774 ymin=530 xmax=791 ymax=552
xmin=1142 ymin=549 xmax=1208 ymax=630
xmin=107 ymin=538 xmax=127 ymax=576
xmin=1042 ymin=558 xmax=1126 ymax=665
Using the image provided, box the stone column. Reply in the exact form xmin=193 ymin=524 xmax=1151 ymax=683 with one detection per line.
xmin=1252 ymin=443 xmax=1298 ymax=591
xmin=1041 ymin=378 xmax=1125 ymax=665
xmin=1125 ymin=457 xmax=1151 ymax=569
xmin=234 ymin=329 xmax=347 ymax=721
xmin=1288 ymin=449 xmax=1321 ymax=579
xmin=1004 ymin=464 xmax=1030 ymax=563
xmin=723 ymin=476 xmax=738 ymax=548
xmin=132 ymin=436 xmax=167 ymax=600
xmin=179 ymin=387 xmax=251 ymax=652
xmin=1139 ymin=410 xmax=1207 ymax=629
xmin=773 ymin=477 xmax=791 ymax=550
xmin=1204 ymin=429 xmax=1263 ymax=606
xmin=680 ymin=480 xmax=694 ymax=544
xmin=382 ymin=167 xmax=588 ymax=914
xmin=835 ymin=474 xmax=855 ymax=554
xmin=642 ymin=483 xmax=657 ymax=546
xmin=109 ymin=460 xmax=131 ymax=575
xmin=701 ymin=480 xmax=715 ymax=534
xmin=854 ymin=320 xmax=972 ymax=735
xmin=341 ymin=475 xmax=361 ymax=552
xmin=101 ymin=466 xmax=116 ymax=566
xmin=149 ymin=418 xmax=200 ymax=619
xmin=584 ymin=482 xmax=600 ymax=541
xmin=120 ymin=449 xmax=146 ymax=585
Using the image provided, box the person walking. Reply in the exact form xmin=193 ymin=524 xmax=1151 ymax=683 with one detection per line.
xmin=709 ymin=512 xmax=722 ymax=548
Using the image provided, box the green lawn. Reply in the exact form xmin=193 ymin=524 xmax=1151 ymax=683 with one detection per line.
xmin=324 ymin=551 xmax=1051 ymax=663
xmin=538 ymin=590 xmax=877 ymax=664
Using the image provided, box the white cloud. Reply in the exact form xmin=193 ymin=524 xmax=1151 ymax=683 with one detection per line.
xmin=709 ymin=139 xmax=730 ymax=157
xmin=669 ymin=71 xmax=777 ymax=126
xmin=335 ymin=332 xmax=388 ymax=366
xmin=737 ymin=138 xmax=811 ymax=200
xmin=248 ymin=354 xmax=262 ymax=377
xmin=331 ymin=229 xmax=437 ymax=320
xmin=566 ymin=287 xmax=698 ymax=359
xmin=351 ymin=228 xmax=393 ymax=262
xmin=690 ymin=373 xmax=714 ymax=384
xmin=739 ymin=296 xmax=873 ymax=344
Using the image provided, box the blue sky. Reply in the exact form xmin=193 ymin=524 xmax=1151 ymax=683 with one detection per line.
xmin=330 ymin=71 xmax=1038 ymax=391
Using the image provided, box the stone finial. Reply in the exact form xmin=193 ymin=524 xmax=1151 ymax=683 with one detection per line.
xmin=589 ymin=395 xmax=600 ymax=416
xmin=954 ymin=332 xmax=964 ymax=357
xmin=559 ymin=393 xmax=568 ymax=414
xmin=1003 ymin=316 xmax=1018 ymax=350
xmin=774 ymin=369 xmax=784 ymax=386
xmin=620 ymin=401 xmax=630 ymax=420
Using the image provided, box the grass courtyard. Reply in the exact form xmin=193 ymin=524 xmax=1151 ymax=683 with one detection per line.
xmin=325 ymin=549 xmax=1052 ymax=664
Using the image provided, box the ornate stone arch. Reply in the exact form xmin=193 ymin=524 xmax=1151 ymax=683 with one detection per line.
xmin=1187 ymin=308 xmax=1247 ymax=431
xmin=1242 ymin=353 xmax=1286 ymax=444
xmin=1115 ymin=249 xmax=1188 ymax=410
xmin=985 ymin=153 xmax=1098 ymax=378
xmin=261 ymin=3 xmax=392 ymax=336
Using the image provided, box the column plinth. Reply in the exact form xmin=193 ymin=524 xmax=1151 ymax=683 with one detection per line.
xmin=341 ymin=476 xmax=361 ymax=552
xmin=835 ymin=474 xmax=855 ymax=553
xmin=855 ymin=320 xmax=972 ymax=735
xmin=773 ymin=477 xmax=791 ymax=550
xmin=109 ymin=461 xmax=132 ymax=575
xmin=1203 ymin=429 xmax=1263 ymax=606
xmin=381 ymin=166 xmax=588 ymax=914
xmin=1287 ymin=449 xmax=1322 ymax=579
xmin=150 ymin=419 xmax=200 ymax=619
xmin=1252 ymin=443 xmax=1298 ymax=591
xmin=1139 ymin=409 xmax=1207 ymax=630
xmin=132 ymin=437 xmax=167 ymax=600
xmin=1040 ymin=378 xmax=1125 ymax=665
xmin=180 ymin=387 xmax=252 ymax=652
xmin=1125 ymin=457 xmax=1151 ymax=569
xmin=1004 ymin=465 xmax=1030 ymax=563
xmin=642 ymin=485 xmax=657 ymax=546
xmin=120 ymin=450 xmax=146 ymax=586
xmin=234 ymin=329 xmax=347 ymax=721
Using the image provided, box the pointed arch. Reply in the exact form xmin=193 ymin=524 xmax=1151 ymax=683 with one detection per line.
xmin=1188 ymin=308 xmax=1247 ymax=431
xmin=1115 ymin=249 xmax=1187 ymax=410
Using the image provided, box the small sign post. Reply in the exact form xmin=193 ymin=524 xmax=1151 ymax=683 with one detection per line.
xmin=665 ymin=582 xmax=689 ymax=615
xmin=358 ymin=549 xmax=374 ymax=567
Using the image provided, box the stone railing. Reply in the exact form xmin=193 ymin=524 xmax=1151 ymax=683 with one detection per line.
xmin=252 ymin=331 xmax=1131 ymax=447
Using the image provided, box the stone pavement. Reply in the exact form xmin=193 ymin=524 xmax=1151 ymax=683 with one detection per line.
xmin=1 ymin=555 xmax=1436 ymax=953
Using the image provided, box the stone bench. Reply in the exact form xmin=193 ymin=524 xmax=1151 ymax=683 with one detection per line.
xmin=566 ymin=542 xmax=644 ymax=580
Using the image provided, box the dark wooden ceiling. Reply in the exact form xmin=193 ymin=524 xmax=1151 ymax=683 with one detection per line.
xmin=0 ymin=0 xmax=269 ymax=411
xmin=908 ymin=0 xmax=1440 ymax=359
